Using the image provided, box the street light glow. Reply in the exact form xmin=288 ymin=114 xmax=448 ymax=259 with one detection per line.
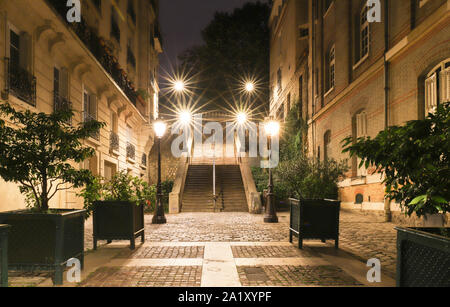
xmin=237 ymin=112 xmax=247 ymax=125
xmin=264 ymin=120 xmax=280 ymax=137
xmin=245 ymin=82 xmax=255 ymax=93
xmin=174 ymin=80 xmax=185 ymax=92
xmin=179 ymin=111 xmax=192 ymax=125
xmin=154 ymin=120 xmax=167 ymax=138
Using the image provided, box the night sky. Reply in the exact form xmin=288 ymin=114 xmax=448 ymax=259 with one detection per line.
xmin=159 ymin=0 xmax=260 ymax=74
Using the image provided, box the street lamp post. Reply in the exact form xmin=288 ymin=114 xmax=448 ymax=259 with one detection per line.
xmin=264 ymin=119 xmax=280 ymax=223
xmin=152 ymin=119 xmax=167 ymax=224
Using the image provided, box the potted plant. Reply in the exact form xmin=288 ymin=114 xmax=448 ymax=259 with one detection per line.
xmin=0 ymin=103 xmax=103 ymax=285
xmin=275 ymin=156 xmax=347 ymax=249
xmin=342 ymin=102 xmax=449 ymax=287
xmin=81 ymin=172 xmax=150 ymax=250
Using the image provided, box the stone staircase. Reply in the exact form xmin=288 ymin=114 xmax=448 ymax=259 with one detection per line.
xmin=181 ymin=165 xmax=248 ymax=212
xmin=216 ymin=165 xmax=248 ymax=212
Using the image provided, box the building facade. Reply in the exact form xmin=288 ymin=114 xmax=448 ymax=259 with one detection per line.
xmin=0 ymin=0 xmax=163 ymax=211
xmin=270 ymin=0 xmax=450 ymax=220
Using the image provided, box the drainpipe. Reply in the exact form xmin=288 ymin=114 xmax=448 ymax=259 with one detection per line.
xmin=383 ymin=0 xmax=392 ymax=222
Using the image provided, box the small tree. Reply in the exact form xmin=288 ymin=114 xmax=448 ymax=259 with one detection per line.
xmin=342 ymin=103 xmax=449 ymax=217
xmin=0 ymin=103 xmax=104 ymax=212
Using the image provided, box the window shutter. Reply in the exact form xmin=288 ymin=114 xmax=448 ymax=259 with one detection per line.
xmin=60 ymin=67 xmax=69 ymax=99
xmin=425 ymin=73 xmax=437 ymax=114
xmin=89 ymin=94 xmax=97 ymax=120
xmin=19 ymin=32 xmax=31 ymax=71
xmin=440 ymin=68 xmax=450 ymax=104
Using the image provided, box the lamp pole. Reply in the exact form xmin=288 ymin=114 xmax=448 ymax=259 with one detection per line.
xmin=152 ymin=121 xmax=167 ymax=224
xmin=264 ymin=128 xmax=278 ymax=223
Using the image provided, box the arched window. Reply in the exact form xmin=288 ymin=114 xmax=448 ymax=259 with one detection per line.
xmin=425 ymin=58 xmax=450 ymax=115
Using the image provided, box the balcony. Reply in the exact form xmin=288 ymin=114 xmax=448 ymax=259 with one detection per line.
xmin=126 ymin=142 xmax=136 ymax=161
xmin=110 ymin=131 xmax=119 ymax=153
xmin=46 ymin=0 xmax=142 ymax=111
xmin=4 ymin=58 xmax=36 ymax=106
xmin=83 ymin=111 xmax=100 ymax=141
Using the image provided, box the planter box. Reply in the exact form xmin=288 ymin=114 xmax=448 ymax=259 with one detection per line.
xmin=93 ymin=201 xmax=144 ymax=250
xmin=0 ymin=209 xmax=85 ymax=286
xmin=395 ymin=227 xmax=450 ymax=287
xmin=289 ymin=198 xmax=340 ymax=249
xmin=0 ymin=224 xmax=11 ymax=287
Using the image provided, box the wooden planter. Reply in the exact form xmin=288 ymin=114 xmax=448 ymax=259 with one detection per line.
xmin=395 ymin=227 xmax=450 ymax=287
xmin=0 ymin=224 xmax=11 ymax=287
xmin=0 ymin=209 xmax=85 ymax=286
xmin=93 ymin=201 xmax=144 ymax=250
xmin=289 ymin=199 xmax=340 ymax=249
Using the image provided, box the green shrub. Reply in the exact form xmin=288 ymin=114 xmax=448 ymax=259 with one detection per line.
xmin=342 ymin=103 xmax=449 ymax=217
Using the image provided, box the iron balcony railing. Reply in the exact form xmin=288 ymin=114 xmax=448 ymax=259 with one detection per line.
xmin=4 ymin=57 xmax=36 ymax=106
xmin=83 ymin=111 xmax=100 ymax=141
xmin=110 ymin=131 xmax=119 ymax=152
xmin=126 ymin=142 xmax=136 ymax=160
xmin=46 ymin=0 xmax=139 ymax=108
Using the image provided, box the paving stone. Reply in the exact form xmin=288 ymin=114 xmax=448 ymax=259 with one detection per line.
xmin=237 ymin=265 xmax=363 ymax=287
xmin=232 ymin=245 xmax=314 ymax=258
xmin=115 ymin=246 xmax=204 ymax=259
xmin=79 ymin=266 xmax=202 ymax=287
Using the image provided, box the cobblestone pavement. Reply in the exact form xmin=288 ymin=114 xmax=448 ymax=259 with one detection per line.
xmin=80 ymin=266 xmax=202 ymax=287
xmin=115 ymin=246 xmax=205 ymax=259
xmin=237 ymin=265 xmax=363 ymax=287
xmin=338 ymin=210 xmax=397 ymax=277
xmin=84 ymin=210 xmax=397 ymax=277
xmin=10 ymin=209 xmax=397 ymax=286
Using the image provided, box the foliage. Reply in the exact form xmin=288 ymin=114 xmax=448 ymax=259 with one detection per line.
xmin=0 ymin=103 xmax=104 ymax=211
xmin=252 ymin=103 xmax=347 ymax=201
xmin=177 ymin=1 xmax=270 ymax=113
xmin=342 ymin=103 xmax=450 ymax=217
xmin=274 ymin=157 xmax=348 ymax=200
xmin=79 ymin=171 xmax=174 ymax=216
xmin=143 ymin=180 xmax=174 ymax=214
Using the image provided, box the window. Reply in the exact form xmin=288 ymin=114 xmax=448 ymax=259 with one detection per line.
xmin=277 ymin=68 xmax=282 ymax=95
xmin=324 ymin=0 xmax=333 ymax=14
xmin=111 ymin=8 xmax=120 ymax=42
xmin=360 ymin=5 xmax=369 ymax=59
xmin=299 ymin=25 xmax=308 ymax=40
xmin=110 ymin=111 xmax=119 ymax=152
xmin=7 ymin=27 xmax=35 ymax=105
xmin=425 ymin=59 xmax=450 ymax=115
xmin=127 ymin=40 xmax=136 ymax=69
xmin=354 ymin=111 xmax=368 ymax=176
xmin=127 ymin=0 xmax=136 ymax=24
xmin=299 ymin=75 xmax=303 ymax=118
xmin=83 ymin=89 xmax=99 ymax=140
xmin=324 ymin=130 xmax=331 ymax=161
xmin=53 ymin=67 xmax=70 ymax=113
xmin=326 ymin=45 xmax=336 ymax=92
xmin=104 ymin=161 xmax=117 ymax=182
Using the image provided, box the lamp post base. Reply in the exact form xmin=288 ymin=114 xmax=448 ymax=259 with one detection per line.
xmin=152 ymin=215 xmax=167 ymax=224
xmin=264 ymin=215 xmax=279 ymax=223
